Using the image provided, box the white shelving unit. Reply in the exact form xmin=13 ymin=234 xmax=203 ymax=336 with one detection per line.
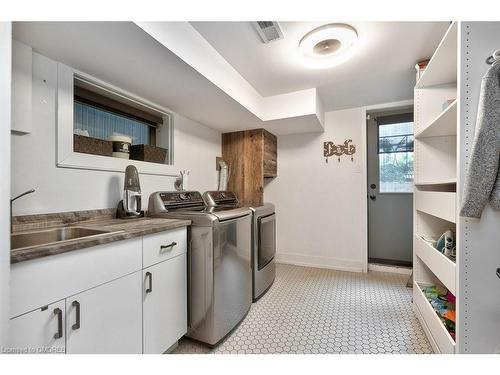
xmin=415 ymin=100 xmax=457 ymax=139
xmin=413 ymin=21 xmax=458 ymax=354
xmin=414 ymin=21 xmax=500 ymax=355
xmin=415 ymin=191 xmax=456 ymax=224
xmin=415 ymin=236 xmax=456 ymax=295
xmin=414 ymin=178 xmax=456 ymax=187
xmin=416 ymin=23 xmax=457 ymax=89
xmin=456 ymin=22 xmax=500 ymax=354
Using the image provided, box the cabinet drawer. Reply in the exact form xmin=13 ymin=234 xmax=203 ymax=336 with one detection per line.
xmin=143 ymin=228 xmax=187 ymax=268
xmin=11 ymin=237 xmax=142 ymax=318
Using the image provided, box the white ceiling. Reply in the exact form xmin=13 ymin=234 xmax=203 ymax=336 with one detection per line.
xmin=13 ymin=22 xmax=325 ymax=135
xmin=191 ymin=22 xmax=450 ymax=111
xmin=13 ymin=22 xmax=261 ymax=131
xmin=13 ymin=21 xmax=451 ymax=135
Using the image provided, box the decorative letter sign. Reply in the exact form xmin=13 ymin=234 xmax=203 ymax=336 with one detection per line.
xmin=324 ymin=139 xmax=356 ymax=163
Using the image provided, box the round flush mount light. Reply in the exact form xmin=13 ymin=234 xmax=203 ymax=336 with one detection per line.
xmin=299 ymin=23 xmax=358 ymax=69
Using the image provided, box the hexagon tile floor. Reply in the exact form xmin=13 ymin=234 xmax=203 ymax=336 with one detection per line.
xmin=173 ymin=263 xmax=432 ymax=354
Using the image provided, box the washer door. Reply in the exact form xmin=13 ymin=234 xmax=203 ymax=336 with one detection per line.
xmin=258 ymin=213 xmax=276 ymax=270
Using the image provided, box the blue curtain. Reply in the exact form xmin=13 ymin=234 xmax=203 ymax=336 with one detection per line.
xmin=74 ymin=101 xmax=150 ymax=145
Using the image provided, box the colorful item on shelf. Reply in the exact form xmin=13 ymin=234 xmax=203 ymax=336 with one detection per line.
xmin=415 ymin=59 xmax=430 ymax=81
xmin=443 ymin=310 xmax=456 ymax=323
xmin=422 ymin=285 xmax=456 ymax=340
xmin=445 ymin=290 xmax=456 ymax=305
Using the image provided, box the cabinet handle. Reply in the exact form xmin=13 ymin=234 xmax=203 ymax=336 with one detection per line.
xmin=146 ymin=272 xmax=153 ymax=294
xmin=53 ymin=308 xmax=63 ymax=339
xmin=72 ymin=301 xmax=80 ymax=330
xmin=160 ymin=241 xmax=177 ymax=251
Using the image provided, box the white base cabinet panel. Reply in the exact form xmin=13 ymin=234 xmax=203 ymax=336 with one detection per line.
xmin=143 ymin=254 xmax=187 ymax=354
xmin=8 ymin=300 xmax=66 ymax=354
xmin=65 ymin=271 xmax=143 ymax=354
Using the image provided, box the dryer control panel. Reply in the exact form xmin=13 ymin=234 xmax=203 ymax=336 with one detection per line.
xmin=203 ymin=191 xmax=239 ymax=207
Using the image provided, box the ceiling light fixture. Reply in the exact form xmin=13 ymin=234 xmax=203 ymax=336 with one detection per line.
xmin=299 ymin=23 xmax=358 ymax=69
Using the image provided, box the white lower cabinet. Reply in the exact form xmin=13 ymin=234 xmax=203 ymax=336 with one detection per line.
xmin=65 ymin=271 xmax=143 ymax=354
xmin=8 ymin=227 xmax=188 ymax=354
xmin=143 ymin=254 xmax=187 ymax=354
xmin=8 ymin=300 xmax=66 ymax=354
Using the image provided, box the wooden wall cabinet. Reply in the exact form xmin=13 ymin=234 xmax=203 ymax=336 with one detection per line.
xmin=222 ymin=128 xmax=277 ymax=206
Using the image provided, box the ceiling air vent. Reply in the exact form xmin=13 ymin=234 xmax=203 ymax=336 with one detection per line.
xmin=253 ymin=21 xmax=284 ymax=44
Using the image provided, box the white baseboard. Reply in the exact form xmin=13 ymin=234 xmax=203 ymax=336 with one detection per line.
xmin=368 ymin=263 xmax=413 ymax=275
xmin=275 ymin=252 xmax=364 ymax=273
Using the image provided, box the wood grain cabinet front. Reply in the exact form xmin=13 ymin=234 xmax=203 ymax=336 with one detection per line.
xmin=222 ymin=128 xmax=277 ymax=206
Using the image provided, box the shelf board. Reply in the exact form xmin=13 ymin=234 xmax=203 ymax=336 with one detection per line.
xmin=415 ymin=178 xmax=456 ymax=186
xmin=416 ymin=191 xmax=456 ymax=223
xmin=416 ymin=22 xmax=457 ymax=88
xmin=415 ymin=100 xmax=457 ymax=139
xmin=413 ymin=281 xmax=456 ymax=354
xmin=415 ymin=235 xmax=456 ymax=295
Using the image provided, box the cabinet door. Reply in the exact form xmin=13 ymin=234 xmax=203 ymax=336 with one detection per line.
xmin=143 ymin=254 xmax=187 ymax=354
xmin=65 ymin=272 xmax=142 ymax=354
xmin=8 ymin=300 xmax=65 ymax=354
xmin=11 ymin=40 xmax=32 ymax=134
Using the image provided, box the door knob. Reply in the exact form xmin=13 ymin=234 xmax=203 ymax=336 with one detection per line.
xmin=370 ymin=184 xmax=376 ymax=189
xmin=369 ymin=195 xmax=376 ymax=201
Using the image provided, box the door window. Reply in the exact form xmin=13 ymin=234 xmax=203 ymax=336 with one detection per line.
xmin=378 ymin=121 xmax=414 ymax=193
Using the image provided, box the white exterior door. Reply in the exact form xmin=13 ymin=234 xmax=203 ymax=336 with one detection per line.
xmin=143 ymin=254 xmax=187 ymax=354
xmin=8 ymin=300 xmax=66 ymax=354
xmin=65 ymin=271 xmax=142 ymax=354
xmin=367 ymin=111 xmax=415 ymax=265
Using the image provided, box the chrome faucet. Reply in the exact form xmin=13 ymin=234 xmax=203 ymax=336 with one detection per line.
xmin=10 ymin=189 xmax=35 ymax=233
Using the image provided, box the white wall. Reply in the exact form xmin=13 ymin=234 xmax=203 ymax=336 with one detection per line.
xmin=265 ymin=107 xmax=367 ymax=272
xmin=11 ymin=52 xmax=221 ymax=216
xmin=0 ymin=22 xmax=12 ymax=348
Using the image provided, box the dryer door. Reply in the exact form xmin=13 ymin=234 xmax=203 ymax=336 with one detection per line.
xmin=258 ymin=213 xmax=276 ymax=270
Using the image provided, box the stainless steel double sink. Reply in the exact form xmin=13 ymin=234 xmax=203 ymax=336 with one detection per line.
xmin=11 ymin=227 xmax=123 ymax=251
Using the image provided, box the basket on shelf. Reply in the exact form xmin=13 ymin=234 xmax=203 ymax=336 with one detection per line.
xmin=130 ymin=144 xmax=167 ymax=164
xmin=73 ymin=134 xmax=113 ymax=157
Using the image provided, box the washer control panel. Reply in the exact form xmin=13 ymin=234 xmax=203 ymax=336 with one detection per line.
xmin=159 ymin=191 xmax=203 ymax=205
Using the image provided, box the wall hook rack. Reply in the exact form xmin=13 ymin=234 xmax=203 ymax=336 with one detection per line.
xmin=323 ymin=139 xmax=356 ymax=163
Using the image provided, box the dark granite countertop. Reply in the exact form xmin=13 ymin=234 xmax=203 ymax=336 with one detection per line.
xmin=11 ymin=209 xmax=190 ymax=264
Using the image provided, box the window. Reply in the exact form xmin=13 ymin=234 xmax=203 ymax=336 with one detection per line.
xmin=72 ymin=76 xmax=172 ymax=165
xmin=378 ymin=119 xmax=414 ymax=193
